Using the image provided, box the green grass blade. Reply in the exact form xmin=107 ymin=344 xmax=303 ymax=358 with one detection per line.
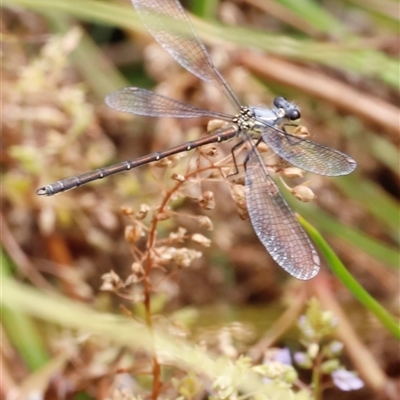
xmin=189 ymin=0 xmax=219 ymax=20
xmin=276 ymin=0 xmax=344 ymax=33
xmin=4 ymin=0 xmax=399 ymax=88
xmin=2 ymin=277 xmax=295 ymax=397
xmin=298 ymin=216 xmax=400 ymax=339
xmin=1 ymin=250 xmax=49 ymax=370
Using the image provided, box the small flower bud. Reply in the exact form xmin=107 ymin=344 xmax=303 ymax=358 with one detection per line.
xmin=282 ymin=367 xmax=298 ymax=384
xmin=169 ymin=227 xmax=187 ymax=242
xmin=321 ymin=311 xmax=338 ymax=328
xmin=293 ymin=125 xmax=310 ymax=138
xmin=282 ymin=167 xmax=304 ymax=178
xmin=228 ymin=172 xmax=245 ymax=185
xmin=298 ymin=315 xmax=315 ymax=338
xmin=321 ymin=359 xmax=340 ymax=374
xmin=174 ymin=248 xmax=202 ymax=268
xmin=171 ymin=173 xmax=185 ymax=182
xmin=121 ymin=206 xmax=134 ymax=216
xmin=136 ymin=204 xmax=150 ymax=220
xmin=308 ymin=343 xmax=319 ymax=359
xmin=196 ymin=215 xmax=214 ymax=230
xmin=200 ymin=144 xmax=218 ymax=157
xmin=257 ymin=141 xmax=269 ymax=153
xmin=125 ymin=224 xmax=144 ymax=243
xmin=324 ymin=341 xmax=344 ymax=358
xmin=100 ymin=270 xmax=123 ymax=291
xmin=293 ymin=352 xmax=312 ymax=369
xmin=207 ymin=119 xmax=226 ymax=132
xmin=229 ymin=184 xmax=248 ymax=220
xmin=191 ymin=233 xmax=211 ymax=247
xmin=126 ymin=262 xmax=144 ymax=285
xmin=292 ymin=185 xmax=315 ymax=202
xmin=229 ymin=184 xmax=246 ymax=209
xmin=131 ymin=262 xmax=144 ymax=275
xmin=154 ymin=157 xmax=172 ymax=167
xmin=263 ymin=347 xmax=292 ymax=366
xmin=199 ymin=191 xmax=215 ymax=210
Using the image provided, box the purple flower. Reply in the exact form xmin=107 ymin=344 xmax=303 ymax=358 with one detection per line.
xmin=330 ymin=341 xmax=343 ymax=353
xmin=274 ymin=348 xmax=292 ymax=366
xmin=332 ymin=369 xmax=364 ymax=391
xmin=293 ymin=352 xmax=312 ymax=368
xmin=263 ymin=347 xmax=292 ymax=366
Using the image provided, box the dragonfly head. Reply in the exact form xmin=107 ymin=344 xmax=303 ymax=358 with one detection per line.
xmin=273 ymin=97 xmax=301 ymax=121
xmin=241 ymin=97 xmax=301 ymax=132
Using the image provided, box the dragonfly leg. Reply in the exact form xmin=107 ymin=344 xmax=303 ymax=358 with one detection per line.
xmin=243 ymin=137 xmax=264 ymax=168
xmin=226 ymin=139 xmax=245 ymax=178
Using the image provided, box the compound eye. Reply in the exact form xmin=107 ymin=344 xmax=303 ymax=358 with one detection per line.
xmin=288 ymin=109 xmax=301 ymax=120
xmin=273 ymin=96 xmax=286 ymax=108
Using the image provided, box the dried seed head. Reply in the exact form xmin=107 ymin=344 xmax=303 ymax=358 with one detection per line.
xmin=121 ymin=206 xmax=134 ymax=216
xmin=292 ymin=185 xmax=315 ymax=202
xmin=169 ymin=227 xmax=187 ymax=242
xmin=125 ymin=224 xmax=144 ymax=243
xmin=156 ymin=246 xmax=202 ymax=268
xmin=207 ymin=119 xmax=227 ymax=132
xmin=154 ymin=157 xmax=173 ymax=168
xmin=200 ymin=144 xmax=218 ymax=157
xmin=168 ymin=152 xmax=186 ymax=167
xmin=229 ymin=184 xmax=248 ymax=220
xmin=199 ymin=191 xmax=215 ymax=210
xmin=136 ymin=204 xmax=150 ymax=220
xmin=100 ymin=270 xmax=123 ymax=291
xmin=267 ymin=153 xmax=281 ymax=168
xmin=191 ymin=233 xmax=212 ymax=247
xmin=171 ymin=173 xmax=185 ymax=182
xmin=228 ymin=172 xmax=245 ymax=185
xmin=196 ymin=215 xmax=214 ymax=230
xmin=155 ymin=246 xmax=175 ymax=264
xmin=208 ymin=169 xmax=223 ymax=179
xmin=173 ymin=248 xmax=202 ymax=268
xmin=126 ymin=262 xmax=144 ymax=285
xmin=125 ymin=274 xmax=139 ymax=285
xmin=282 ymin=167 xmax=304 ymax=179
xmin=257 ymin=141 xmax=270 ymax=153
xmin=230 ymin=184 xmax=246 ymax=209
xmin=293 ymin=125 xmax=310 ymax=138
xmin=131 ymin=261 xmax=144 ymax=275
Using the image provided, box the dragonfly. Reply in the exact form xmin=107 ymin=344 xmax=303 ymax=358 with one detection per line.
xmin=36 ymin=0 xmax=357 ymax=280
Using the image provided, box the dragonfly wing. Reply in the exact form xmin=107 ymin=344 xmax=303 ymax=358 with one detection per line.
xmin=106 ymin=87 xmax=231 ymax=120
xmin=245 ymin=149 xmax=320 ymax=280
xmin=131 ymin=0 xmax=240 ymax=107
xmin=261 ymin=126 xmax=356 ymax=176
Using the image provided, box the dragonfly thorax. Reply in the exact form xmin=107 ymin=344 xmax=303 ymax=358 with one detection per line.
xmin=232 ymin=106 xmax=256 ymax=131
xmin=245 ymin=97 xmax=301 ymax=132
xmin=233 ymin=97 xmax=300 ymax=132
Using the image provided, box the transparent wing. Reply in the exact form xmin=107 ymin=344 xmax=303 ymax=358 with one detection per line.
xmin=106 ymin=87 xmax=232 ymax=120
xmin=131 ymin=0 xmax=240 ymax=107
xmin=261 ymin=126 xmax=357 ymax=176
xmin=245 ymin=149 xmax=320 ymax=280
